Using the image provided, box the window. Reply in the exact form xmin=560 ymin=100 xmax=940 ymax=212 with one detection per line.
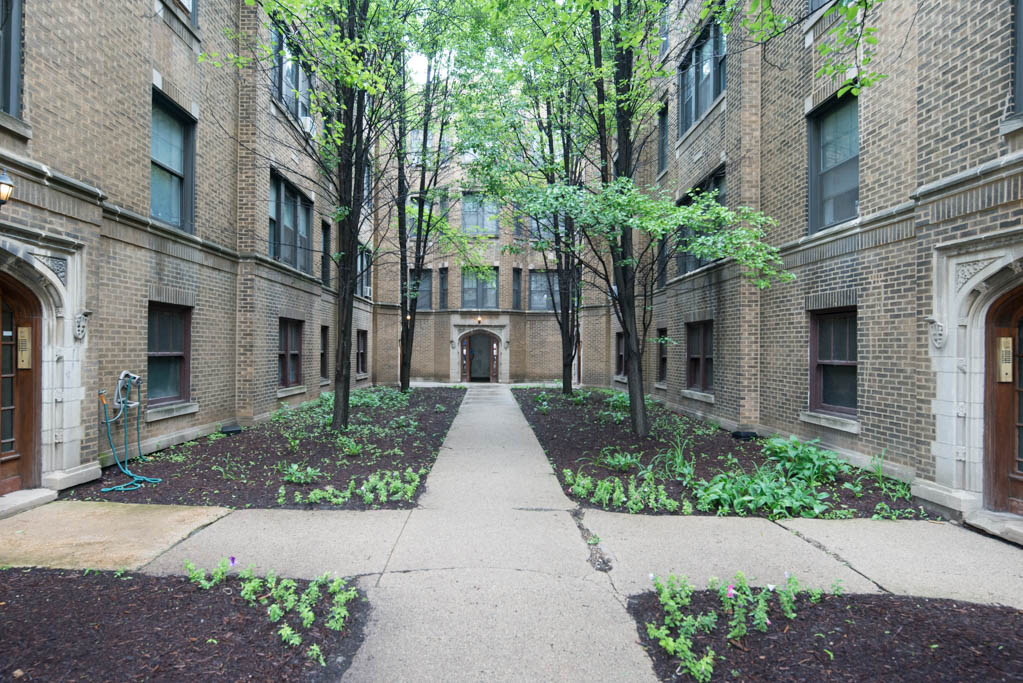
xmin=462 ymin=268 xmax=498 ymax=308
xmin=0 ymin=0 xmax=22 ymax=117
xmin=269 ymin=173 xmax=312 ymax=273
xmin=657 ymin=102 xmax=669 ymax=174
xmin=174 ymin=0 xmax=198 ymax=26
xmin=811 ymin=309 xmax=857 ymax=414
xmin=810 ymin=96 xmax=858 ymax=232
xmin=657 ymin=327 xmax=668 ymax=383
xmin=677 ymin=22 xmax=725 ymax=136
xmin=278 ymin=318 xmax=303 ymax=388
xmin=151 ymin=93 xmax=195 ymax=232
xmin=1017 ymin=0 xmax=1023 ymax=114
xmin=410 ymin=269 xmax=432 ymax=310
xmin=362 ymin=154 xmax=373 ymax=207
xmin=512 ymin=268 xmax=522 ymax=310
xmin=657 ymin=236 xmax=669 ymax=288
xmin=676 ymin=169 xmax=725 ymax=276
xmin=658 ymin=7 xmax=669 ymax=57
xmin=408 ymin=129 xmax=425 ymax=166
xmin=461 ymin=193 xmax=500 ymax=236
xmin=356 ymin=329 xmax=368 ymax=375
xmin=529 ymin=270 xmax=559 ymax=311
xmin=271 ymin=27 xmax=312 ymax=122
xmin=320 ymin=325 xmax=329 ymax=380
xmin=686 ymin=321 xmax=713 ymax=392
xmin=615 ymin=333 xmax=625 ymax=376
xmin=529 ymin=214 xmax=561 ymax=244
xmin=438 ymin=268 xmax=449 ymax=309
xmin=321 ymin=222 xmax=331 ymax=286
xmin=356 ymin=242 xmax=372 ymax=298
xmin=147 ymin=304 xmax=191 ymax=405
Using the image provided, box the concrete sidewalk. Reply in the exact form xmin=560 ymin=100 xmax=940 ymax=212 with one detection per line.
xmin=2 ymin=383 xmax=1022 ymax=681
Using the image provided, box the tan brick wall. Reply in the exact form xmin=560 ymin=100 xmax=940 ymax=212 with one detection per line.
xmin=580 ymin=0 xmax=1023 ymax=494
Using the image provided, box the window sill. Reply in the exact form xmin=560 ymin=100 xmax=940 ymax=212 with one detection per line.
xmin=799 ymin=410 xmax=860 ymax=435
xmin=612 ymin=374 xmax=627 ymax=384
xmin=320 ymin=378 xmax=330 ymax=387
xmin=675 ymin=92 xmax=725 ymax=150
xmin=0 ymin=111 xmax=31 ymax=141
xmin=681 ymin=388 xmax=714 ymax=404
xmin=802 ymin=0 xmax=841 ymax=44
xmin=355 ymin=373 xmax=369 ymax=381
xmin=271 ymin=97 xmax=311 ymax=139
xmin=276 ymin=385 xmax=306 ymax=399
xmin=157 ymin=0 xmax=202 ymax=45
xmin=145 ymin=401 xmax=199 ymax=423
xmin=150 ymin=215 xmax=195 ymax=237
xmin=1000 ymin=114 xmax=1023 ymax=137
xmin=654 ymin=382 xmax=667 ymax=391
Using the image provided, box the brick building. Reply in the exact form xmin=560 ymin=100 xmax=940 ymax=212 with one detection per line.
xmin=586 ymin=0 xmax=1023 ymax=535
xmin=369 ymin=156 xmax=570 ymax=384
xmin=2 ymin=0 xmax=1022 ymax=541
xmin=0 ymin=0 xmax=366 ymax=507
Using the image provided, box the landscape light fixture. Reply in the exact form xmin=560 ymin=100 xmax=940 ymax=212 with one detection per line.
xmin=0 ymin=169 xmax=15 ymax=207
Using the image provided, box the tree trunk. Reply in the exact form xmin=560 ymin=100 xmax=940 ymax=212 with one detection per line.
xmin=623 ymin=341 xmax=648 ymax=437
xmin=619 ymin=294 xmax=649 ymax=437
xmin=561 ymin=344 xmax=574 ymax=395
xmin=399 ymin=318 xmax=415 ymax=391
xmin=333 ymin=268 xmax=355 ymax=430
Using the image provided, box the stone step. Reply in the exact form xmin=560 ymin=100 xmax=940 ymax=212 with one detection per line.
xmin=964 ymin=509 xmax=1023 ymax=547
xmin=0 ymin=488 xmax=57 ymax=520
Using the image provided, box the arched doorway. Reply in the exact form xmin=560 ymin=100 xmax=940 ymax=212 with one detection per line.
xmin=460 ymin=331 xmax=498 ymax=382
xmin=0 ymin=272 xmax=41 ymax=495
xmin=985 ymin=284 xmax=1023 ymax=514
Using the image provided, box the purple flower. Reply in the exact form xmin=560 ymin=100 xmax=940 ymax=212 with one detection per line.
xmin=727 ymin=584 xmax=736 ymax=599
xmin=229 ymin=556 xmax=237 ymax=567
xmin=766 ymin=618 xmax=772 ymax=626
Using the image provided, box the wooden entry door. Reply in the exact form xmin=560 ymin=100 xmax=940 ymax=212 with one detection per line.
xmin=986 ymin=287 xmax=1023 ymax=514
xmin=0 ymin=274 xmax=40 ymax=495
xmin=460 ymin=333 xmax=498 ymax=382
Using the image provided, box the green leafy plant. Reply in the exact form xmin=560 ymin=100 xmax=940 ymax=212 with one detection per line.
xmin=278 ymin=463 xmax=324 ymax=485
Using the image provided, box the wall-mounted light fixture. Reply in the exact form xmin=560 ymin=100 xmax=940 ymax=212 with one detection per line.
xmin=0 ymin=169 xmax=15 ymax=207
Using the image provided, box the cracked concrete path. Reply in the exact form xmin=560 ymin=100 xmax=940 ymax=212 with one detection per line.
xmin=7 ymin=383 xmax=1023 ymax=679
xmin=343 ymin=384 xmax=655 ymax=682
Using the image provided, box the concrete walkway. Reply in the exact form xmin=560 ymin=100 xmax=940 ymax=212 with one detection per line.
xmin=3 ymin=384 xmax=1023 ymax=680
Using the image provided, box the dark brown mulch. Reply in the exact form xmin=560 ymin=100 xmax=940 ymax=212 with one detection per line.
xmin=629 ymin=589 xmax=1023 ymax=682
xmin=61 ymin=387 xmax=465 ymax=509
xmin=0 ymin=567 xmax=368 ymax=682
xmin=513 ymin=387 xmax=920 ymax=518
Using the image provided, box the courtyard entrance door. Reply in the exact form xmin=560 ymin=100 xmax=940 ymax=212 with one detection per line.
xmin=0 ymin=273 xmax=40 ymax=495
xmin=460 ymin=332 xmax=498 ymax=382
xmin=985 ymin=285 xmax=1023 ymax=514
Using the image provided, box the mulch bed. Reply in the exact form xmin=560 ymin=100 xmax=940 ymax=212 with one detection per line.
xmin=61 ymin=387 xmax=464 ymax=509
xmin=0 ymin=567 xmax=368 ymax=682
xmin=629 ymin=589 xmax=1023 ymax=681
xmin=513 ymin=387 xmax=920 ymax=518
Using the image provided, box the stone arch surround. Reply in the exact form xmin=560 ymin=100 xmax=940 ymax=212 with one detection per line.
xmin=449 ymin=316 xmax=510 ymax=382
xmin=0 ymin=229 xmax=97 ymax=490
xmin=926 ymin=225 xmax=1023 ymax=514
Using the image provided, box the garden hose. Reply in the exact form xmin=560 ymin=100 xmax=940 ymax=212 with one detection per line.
xmin=99 ymin=381 xmax=161 ymax=492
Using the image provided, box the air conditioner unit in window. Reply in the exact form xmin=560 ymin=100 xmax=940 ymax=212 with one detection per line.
xmin=300 ymin=116 xmax=314 ymax=134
